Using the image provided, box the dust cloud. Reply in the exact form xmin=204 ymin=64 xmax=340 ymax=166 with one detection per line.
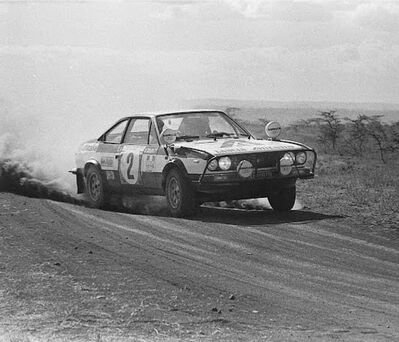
xmin=0 ymin=45 xmax=186 ymax=203
xmin=0 ymin=130 xmax=79 ymax=202
xmin=207 ymin=198 xmax=304 ymax=211
xmin=121 ymin=195 xmax=169 ymax=216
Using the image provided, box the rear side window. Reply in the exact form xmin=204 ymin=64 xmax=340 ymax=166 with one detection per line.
xmin=103 ymin=119 xmax=129 ymax=144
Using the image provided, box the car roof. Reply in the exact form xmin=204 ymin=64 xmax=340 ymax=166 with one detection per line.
xmin=119 ymin=109 xmax=225 ymax=120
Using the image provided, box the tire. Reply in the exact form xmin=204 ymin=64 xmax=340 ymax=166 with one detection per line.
xmin=268 ymin=186 xmax=296 ymax=212
xmin=165 ymin=168 xmax=198 ymax=217
xmin=85 ymin=165 xmax=107 ymax=208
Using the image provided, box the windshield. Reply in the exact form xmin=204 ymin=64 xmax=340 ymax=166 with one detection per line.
xmin=156 ymin=112 xmax=249 ymax=141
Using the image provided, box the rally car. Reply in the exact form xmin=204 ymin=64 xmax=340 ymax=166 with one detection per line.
xmin=71 ymin=110 xmax=316 ymax=217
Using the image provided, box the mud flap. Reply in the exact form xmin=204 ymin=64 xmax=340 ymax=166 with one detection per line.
xmin=69 ymin=168 xmax=85 ymax=194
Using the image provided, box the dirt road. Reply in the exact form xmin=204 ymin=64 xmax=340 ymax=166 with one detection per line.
xmin=1 ymin=192 xmax=398 ymax=341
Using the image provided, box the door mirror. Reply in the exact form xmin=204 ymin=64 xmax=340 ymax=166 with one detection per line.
xmin=160 ymin=128 xmax=177 ymax=145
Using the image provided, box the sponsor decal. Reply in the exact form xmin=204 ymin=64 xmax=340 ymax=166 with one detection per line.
xmin=215 ymin=148 xmax=248 ymax=154
xmin=100 ymin=156 xmax=114 ymax=168
xmin=145 ymin=155 xmax=156 ymax=171
xmin=143 ymin=146 xmax=159 ymax=154
xmin=82 ymin=143 xmax=98 ymax=152
xmin=97 ymin=144 xmax=120 ymax=153
xmin=253 ymin=145 xmax=299 ymax=151
xmin=213 ymin=140 xmax=261 ymax=154
xmin=220 ymin=140 xmax=258 ymax=148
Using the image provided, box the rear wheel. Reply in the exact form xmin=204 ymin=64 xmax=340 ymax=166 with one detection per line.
xmin=85 ymin=165 xmax=107 ymax=208
xmin=165 ymin=168 xmax=198 ymax=217
xmin=268 ymin=186 xmax=296 ymax=212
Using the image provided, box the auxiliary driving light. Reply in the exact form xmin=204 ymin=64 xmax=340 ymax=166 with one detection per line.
xmin=265 ymin=121 xmax=281 ymax=139
xmin=280 ymin=153 xmax=294 ymax=176
xmin=237 ymin=160 xmax=254 ymax=178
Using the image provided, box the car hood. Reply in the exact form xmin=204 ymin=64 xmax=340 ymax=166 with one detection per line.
xmin=172 ymin=138 xmax=305 ymax=157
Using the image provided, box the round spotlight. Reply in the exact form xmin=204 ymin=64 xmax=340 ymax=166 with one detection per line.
xmin=265 ymin=121 xmax=281 ymax=139
xmin=280 ymin=153 xmax=293 ymax=176
xmin=237 ymin=160 xmax=254 ymax=178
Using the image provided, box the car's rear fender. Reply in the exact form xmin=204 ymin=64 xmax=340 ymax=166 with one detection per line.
xmin=76 ymin=159 xmax=107 ymax=194
xmin=84 ymin=159 xmax=102 ymax=176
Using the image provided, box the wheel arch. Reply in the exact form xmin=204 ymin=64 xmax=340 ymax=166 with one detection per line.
xmin=83 ymin=159 xmax=111 ymax=192
xmin=84 ymin=159 xmax=102 ymax=176
xmin=161 ymin=159 xmax=189 ymax=192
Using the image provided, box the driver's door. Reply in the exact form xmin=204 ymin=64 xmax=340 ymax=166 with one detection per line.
xmin=118 ymin=118 xmax=151 ymax=190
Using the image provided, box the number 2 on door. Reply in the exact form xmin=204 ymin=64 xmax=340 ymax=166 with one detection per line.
xmin=126 ymin=153 xmax=135 ymax=180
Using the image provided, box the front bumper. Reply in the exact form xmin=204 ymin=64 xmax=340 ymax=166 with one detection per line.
xmin=192 ymin=149 xmax=316 ymax=201
xmin=193 ymin=175 xmax=297 ymax=202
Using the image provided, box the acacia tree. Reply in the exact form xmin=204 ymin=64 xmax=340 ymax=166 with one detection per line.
xmin=365 ymin=116 xmax=388 ymax=163
xmin=310 ymin=110 xmax=342 ymax=152
xmin=344 ymin=114 xmax=371 ymax=156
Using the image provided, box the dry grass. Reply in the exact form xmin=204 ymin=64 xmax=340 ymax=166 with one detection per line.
xmin=298 ymin=154 xmax=399 ymax=233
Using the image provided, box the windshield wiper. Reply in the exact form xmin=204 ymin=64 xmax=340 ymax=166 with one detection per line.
xmin=175 ymin=135 xmax=200 ymax=141
xmin=206 ymin=132 xmax=236 ymax=139
xmin=238 ymin=133 xmax=252 ymax=139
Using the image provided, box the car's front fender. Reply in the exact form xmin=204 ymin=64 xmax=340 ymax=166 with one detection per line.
xmin=161 ymin=159 xmax=190 ymax=191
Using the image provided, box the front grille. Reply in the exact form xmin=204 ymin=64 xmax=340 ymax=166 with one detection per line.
xmin=230 ymin=152 xmax=281 ymax=169
xmin=255 ymin=168 xmax=274 ymax=179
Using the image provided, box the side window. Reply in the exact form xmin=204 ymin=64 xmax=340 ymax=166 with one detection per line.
xmin=124 ymin=118 xmax=150 ymax=145
xmin=103 ymin=119 xmax=129 ymax=144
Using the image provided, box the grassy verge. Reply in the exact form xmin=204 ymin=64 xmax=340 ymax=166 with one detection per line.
xmin=297 ymin=154 xmax=399 ymax=233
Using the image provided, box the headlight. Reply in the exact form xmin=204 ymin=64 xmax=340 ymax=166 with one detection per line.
xmin=218 ymin=157 xmax=232 ymax=170
xmin=295 ymin=151 xmax=307 ymax=164
xmin=207 ymin=159 xmax=218 ymax=171
xmin=280 ymin=153 xmax=293 ymax=176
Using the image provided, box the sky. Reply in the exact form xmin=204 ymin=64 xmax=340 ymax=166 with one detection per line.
xmin=1 ymin=0 xmax=398 ymax=108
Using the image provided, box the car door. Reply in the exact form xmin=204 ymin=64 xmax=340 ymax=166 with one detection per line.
xmin=97 ymin=118 xmax=129 ymax=176
xmin=118 ymin=117 xmax=151 ymax=190
xmin=140 ymin=119 xmax=168 ymax=192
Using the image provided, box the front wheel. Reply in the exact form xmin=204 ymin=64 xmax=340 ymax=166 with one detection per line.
xmin=165 ymin=169 xmax=198 ymax=217
xmin=268 ymin=186 xmax=296 ymax=212
xmin=85 ymin=165 xmax=107 ymax=208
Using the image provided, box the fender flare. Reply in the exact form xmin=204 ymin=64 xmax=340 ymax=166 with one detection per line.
xmin=161 ymin=159 xmax=189 ymax=191
xmin=82 ymin=160 xmax=111 ymax=193
xmin=84 ymin=159 xmax=102 ymax=176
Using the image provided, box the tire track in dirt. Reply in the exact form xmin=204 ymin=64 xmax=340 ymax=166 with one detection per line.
xmin=2 ymin=194 xmax=398 ymax=340
xmin=52 ymin=201 xmax=399 ymax=323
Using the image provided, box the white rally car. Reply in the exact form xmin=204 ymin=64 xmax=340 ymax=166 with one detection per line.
xmin=71 ymin=110 xmax=316 ymax=216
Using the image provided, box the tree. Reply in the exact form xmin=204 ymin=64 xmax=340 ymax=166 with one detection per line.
xmin=344 ymin=114 xmax=370 ymax=156
xmin=309 ymin=110 xmax=342 ymax=152
xmin=364 ymin=115 xmax=389 ymax=163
